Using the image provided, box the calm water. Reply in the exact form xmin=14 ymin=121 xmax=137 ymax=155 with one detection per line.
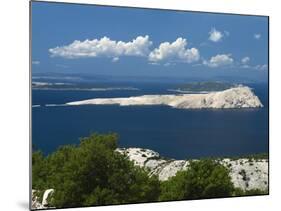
xmin=32 ymin=83 xmax=268 ymax=159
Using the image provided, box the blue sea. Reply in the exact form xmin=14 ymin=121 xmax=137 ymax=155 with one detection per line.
xmin=32 ymin=83 xmax=268 ymax=159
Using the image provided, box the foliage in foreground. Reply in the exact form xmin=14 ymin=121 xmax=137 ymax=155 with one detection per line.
xmin=233 ymin=188 xmax=269 ymax=196
xmin=32 ymin=133 xmax=267 ymax=208
xmin=160 ymin=159 xmax=234 ymax=200
xmin=32 ymin=133 xmax=160 ymax=208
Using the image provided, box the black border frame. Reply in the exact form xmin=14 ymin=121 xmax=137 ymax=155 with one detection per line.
xmin=29 ymin=1 xmax=270 ymax=210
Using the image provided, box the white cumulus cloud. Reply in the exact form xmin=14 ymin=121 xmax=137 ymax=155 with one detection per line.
xmin=254 ymin=64 xmax=268 ymax=70
xmin=254 ymin=34 xmax=261 ymax=40
xmin=148 ymin=38 xmax=200 ymax=63
xmin=241 ymin=56 xmax=250 ymax=64
xmin=203 ymin=54 xmax=234 ymax=68
xmin=112 ymin=57 xmax=119 ymax=62
xmin=49 ymin=35 xmax=152 ymax=59
xmin=32 ymin=60 xmax=40 ymax=65
xmin=208 ymin=28 xmax=224 ymax=42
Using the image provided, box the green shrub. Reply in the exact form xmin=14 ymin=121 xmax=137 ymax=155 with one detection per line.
xmin=160 ymin=159 xmax=234 ymax=200
xmin=234 ymin=188 xmax=268 ymax=196
xmin=32 ymin=151 xmax=48 ymax=191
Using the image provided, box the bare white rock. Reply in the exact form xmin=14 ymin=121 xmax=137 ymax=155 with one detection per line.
xmin=116 ymin=148 xmax=189 ymax=180
xmin=66 ymin=86 xmax=263 ymax=109
xmin=42 ymin=189 xmax=54 ymax=207
xmin=220 ymin=159 xmax=268 ymax=191
xmin=32 ymin=190 xmax=43 ymax=210
xmin=116 ymin=148 xmax=268 ymax=191
xmin=31 ymin=189 xmax=54 ymax=210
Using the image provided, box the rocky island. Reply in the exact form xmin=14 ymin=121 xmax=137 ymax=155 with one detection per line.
xmin=66 ymin=86 xmax=263 ymax=109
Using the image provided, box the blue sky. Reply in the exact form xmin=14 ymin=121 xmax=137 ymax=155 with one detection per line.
xmin=31 ymin=1 xmax=268 ymax=82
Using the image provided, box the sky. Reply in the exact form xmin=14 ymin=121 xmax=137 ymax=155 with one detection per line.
xmin=31 ymin=1 xmax=269 ymax=82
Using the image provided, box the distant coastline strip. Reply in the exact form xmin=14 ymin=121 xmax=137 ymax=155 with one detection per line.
xmin=32 ymin=105 xmax=41 ymax=108
xmin=45 ymin=104 xmax=68 ymax=107
xmin=32 ymin=86 xmax=140 ymax=92
xmin=167 ymin=89 xmax=211 ymax=94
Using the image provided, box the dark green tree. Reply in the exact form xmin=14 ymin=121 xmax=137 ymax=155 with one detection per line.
xmin=160 ymin=159 xmax=234 ymax=200
xmin=32 ymin=133 xmax=160 ymax=208
xmin=32 ymin=151 xmax=48 ymax=190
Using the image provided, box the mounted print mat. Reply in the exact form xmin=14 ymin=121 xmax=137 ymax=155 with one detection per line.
xmin=30 ymin=1 xmax=269 ymax=210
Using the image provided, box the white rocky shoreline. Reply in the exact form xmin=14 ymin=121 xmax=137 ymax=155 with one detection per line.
xmin=66 ymin=86 xmax=263 ymax=109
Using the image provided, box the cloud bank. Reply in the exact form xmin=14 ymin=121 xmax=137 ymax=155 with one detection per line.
xmin=49 ymin=35 xmax=266 ymax=71
xmin=49 ymin=35 xmax=152 ymax=59
xmin=203 ymin=54 xmax=234 ymax=68
xmin=240 ymin=56 xmax=267 ymax=70
xmin=148 ymin=38 xmax=200 ymax=63
xmin=49 ymin=36 xmax=200 ymax=64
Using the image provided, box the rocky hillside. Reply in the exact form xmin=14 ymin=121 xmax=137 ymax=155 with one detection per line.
xmin=116 ymin=148 xmax=268 ymax=191
xmin=32 ymin=148 xmax=268 ymax=209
